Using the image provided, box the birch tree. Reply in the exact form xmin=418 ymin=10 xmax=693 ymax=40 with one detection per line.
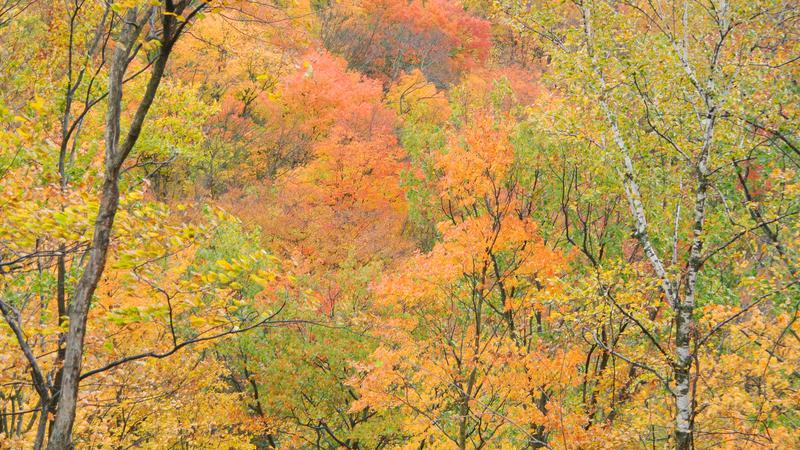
xmin=497 ymin=0 xmax=800 ymax=447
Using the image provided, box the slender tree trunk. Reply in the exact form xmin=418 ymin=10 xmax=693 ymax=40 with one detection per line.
xmin=46 ymin=6 xmax=155 ymax=447
xmin=673 ymin=306 xmax=693 ymax=450
xmin=673 ymin=98 xmax=714 ymax=449
xmin=46 ymin=176 xmax=122 ymax=449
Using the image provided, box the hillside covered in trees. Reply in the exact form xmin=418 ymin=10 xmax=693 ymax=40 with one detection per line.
xmin=1 ymin=0 xmax=798 ymax=448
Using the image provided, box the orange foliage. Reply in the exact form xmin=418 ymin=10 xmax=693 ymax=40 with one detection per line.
xmin=225 ymin=50 xmax=412 ymax=273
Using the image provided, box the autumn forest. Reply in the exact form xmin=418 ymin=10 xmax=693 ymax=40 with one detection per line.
xmin=0 ymin=0 xmax=798 ymax=448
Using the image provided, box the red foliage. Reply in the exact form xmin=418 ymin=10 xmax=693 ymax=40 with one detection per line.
xmin=323 ymin=0 xmax=491 ymax=86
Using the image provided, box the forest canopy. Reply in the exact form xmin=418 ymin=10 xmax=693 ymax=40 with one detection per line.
xmin=0 ymin=0 xmax=798 ymax=449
